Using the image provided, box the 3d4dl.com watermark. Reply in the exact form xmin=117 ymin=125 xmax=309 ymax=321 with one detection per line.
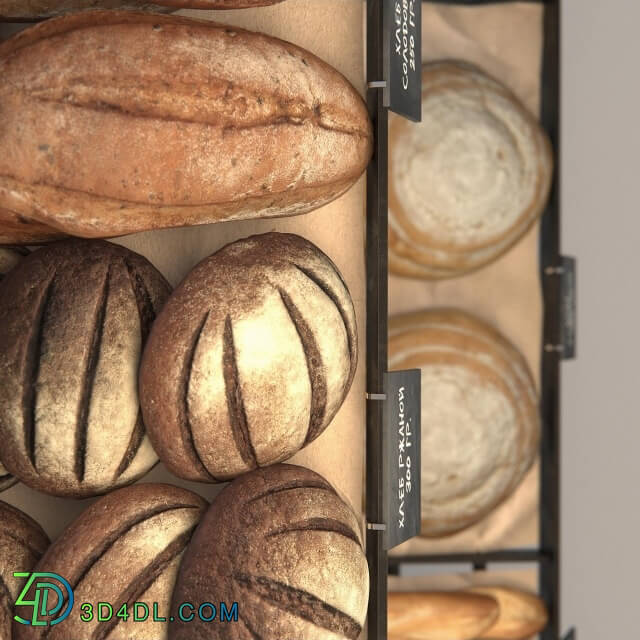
xmin=13 ymin=572 xmax=238 ymax=627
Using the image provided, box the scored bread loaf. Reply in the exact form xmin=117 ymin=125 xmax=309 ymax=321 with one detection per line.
xmin=0 ymin=0 xmax=284 ymax=19
xmin=0 ymin=240 xmax=171 ymax=498
xmin=169 ymin=464 xmax=369 ymax=640
xmin=388 ymin=591 xmax=499 ymax=640
xmin=389 ymin=61 xmax=553 ymax=279
xmin=0 ymin=501 xmax=50 ymax=640
xmin=0 ymin=246 xmax=29 ymax=492
xmin=469 ymin=587 xmax=548 ymax=639
xmin=389 ymin=309 xmax=540 ymax=536
xmin=140 ymin=232 xmax=358 ymax=482
xmin=12 ymin=484 xmax=207 ymax=640
xmin=0 ymin=11 xmax=372 ymax=238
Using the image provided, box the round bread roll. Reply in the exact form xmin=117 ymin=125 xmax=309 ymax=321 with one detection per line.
xmin=0 ymin=240 xmax=171 ymax=498
xmin=389 ymin=308 xmax=540 ymax=537
xmin=140 ymin=232 xmax=357 ymax=482
xmin=169 ymin=464 xmax=368 ymax=640
xmin=469 ymin=587 xmax=548 ymax=639
xmin=0 ymin=501 xmax=50 ymax=640
xmin=12 ymin=483 xmax=207 ymax=640
xmin=388 ymin=591 xmax=499 ymax=640
xmin=389 ymin=61 xmax=553 ymax=279
xmin=0 ymin=0 xmax=284 ymax=19
xmin=0 ymin=246 xmax=29 ymax=492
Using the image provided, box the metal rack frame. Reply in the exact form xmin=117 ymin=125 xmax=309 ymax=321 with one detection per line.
xmin=368 ymin=1 xmax=574 ymax=639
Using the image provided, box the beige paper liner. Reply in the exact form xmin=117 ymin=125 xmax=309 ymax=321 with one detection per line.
xmin=389 ymin=3 xmax=545 ymax=556
xmin=1 ymin=0 xmax=367 ymax=545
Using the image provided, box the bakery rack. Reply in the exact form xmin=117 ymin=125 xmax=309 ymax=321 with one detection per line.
xmin=380 ymin=1 xmax=576 ymax=640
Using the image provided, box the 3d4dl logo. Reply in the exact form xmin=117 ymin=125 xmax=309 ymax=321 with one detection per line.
xmin=13 ymin=572 xmax=74 ymax=627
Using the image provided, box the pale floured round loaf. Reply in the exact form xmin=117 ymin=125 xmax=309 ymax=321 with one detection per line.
xmin=0 ymin=246 xmax=29 ymax=492
xmin=0 ymin=240 xmax=171 ymax=498
xmin=12 ymin=484 xmax=207 ymax=640
xmin=469 ymin=587 xmax=548 ymax=639
xmin=0 ymin=0 xmax=284 ymax=19
xmin=169 ymin=464 xmax=369 ymax=640
xmin=389 ymin=309 xmax=540 ymax=536
xmin=0 ymin=501 xmax=50 ymax=640
xmin=140 ymin=232 xmax=358 ymax=482
xmin=389 ymin=61 xmax=553 ymax=279
xmin=388 ymin=591 xmax=499 ymax=640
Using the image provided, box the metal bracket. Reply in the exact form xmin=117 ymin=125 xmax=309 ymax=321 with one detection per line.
xmin=544 ymin=344 xmax=564 ymax=354
xmin=544 ymin=265 xmax=565 ymax=276
xmin=366 ymin=392 xmax=387 ymax=401
xmin=367 ymin=80 xmax=387 ymax=89
xmin=367 ymin=522 xmax=387 ymax=531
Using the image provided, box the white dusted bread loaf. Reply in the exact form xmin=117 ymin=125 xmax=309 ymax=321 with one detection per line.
xmin=389 ymin=61 xmax=553 ymax=279
xmin=389 ymin=309 xmax=540 ymax=536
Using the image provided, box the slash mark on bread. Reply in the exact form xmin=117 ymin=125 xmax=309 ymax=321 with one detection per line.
xmin=223 ymin=315 xmax=257 ymax=469
xmin=233 ymin=573 xmax=362 ymax=640
xmin=74 ymin=263 xmax=111 ymax=483
xmin=266 ymin=517 xmax=361 ymax=548
xmin=246 ymin=478 xmax=336 ymax=506
xmin=278 ymin=287 xmax=327 ymax=444
xmin=21 ymin=268 xmax=56 ymax=472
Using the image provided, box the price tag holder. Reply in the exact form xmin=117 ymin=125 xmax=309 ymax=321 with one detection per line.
xmin=384 ymin=369 xmax=421 ymax=549
xmin=386 ymin=0 xmax=422 ymax=122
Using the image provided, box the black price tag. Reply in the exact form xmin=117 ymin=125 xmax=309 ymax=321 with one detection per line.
xmin=386 ymin=0 xmax=422 ymax=122
xmin=561 ymin=256 xmax=577 ymax=359
xmin=384 ymin=369 xmax=421 ymax=549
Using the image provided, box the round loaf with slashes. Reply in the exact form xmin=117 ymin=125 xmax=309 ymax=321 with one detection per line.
xmin=0 ymin=501 xmax=50 ymax=640
xmin=389 ymin=309 xmax=540 ymax=537
xmin=0 ymin=240 xmax=171 ymax=498
xmin=388 ymin=591 xmax=499 ymax=640
xmin=13 ymin=484 xmax=207 ymax=640
xmin=140 ymin=233 xmax=357 ymax=482
xmin=389 ymin=61 xmax=553 ymax=279
xmin=0 ymin=247 xmax=29 ymax=492
xmin=0 ymin=11 xmax=371 ymax=238
xmin=0 ymin=0 xmax=284 ymax=19
xmin=170 ymin=464 xmax=368 ymax=640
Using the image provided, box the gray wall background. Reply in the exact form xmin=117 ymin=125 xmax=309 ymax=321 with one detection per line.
xmin=562 ymin=1 xmax=640 ymax=637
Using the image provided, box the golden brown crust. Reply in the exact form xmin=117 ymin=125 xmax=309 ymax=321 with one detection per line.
xmin=170 ymin=464 xmax=368 ymax=640
xmin=0 ymin=11 xmax=372 ymax=237
xmin=140 ymin=232 xmax=358 ymax=482
xmin=388 ymin=591 xmax=499 ymax=640
xmin=12 ymin=483 xmax=207 ymax=640
xmin=470 ymin=587 xmax=548 ymax=639
xmin=389 ymin=309 xmax=540 ymax=537
xmin=0 ymin=501 xmax=49 ymax=639
xmin=389 ymin=61 xmax=553 ymax=280
xmin=0 ymin=239 xmax=171 ymax=497
xmin=0 ymin=208 xmax=66 ymax=246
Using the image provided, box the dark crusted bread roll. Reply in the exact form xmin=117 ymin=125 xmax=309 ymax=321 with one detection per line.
xmin=140 ymin=233 xmax=358 ymax=482
xmin=170 ymin=464 xmax=368 ymax=640
xmin=0 ymin=0 xmax=284 ymax=19
xmin=0 ymin=247 xmax=28 ymax=492
xmin=0 ymin=240 xmax=171 ymax=498
xmin=13 ymin=484 xmax=207 ymax=640
xmin=0 ymin=11 xmax=371 ymax=237
xmin=0 ymin=501 xmax=50 ymax=640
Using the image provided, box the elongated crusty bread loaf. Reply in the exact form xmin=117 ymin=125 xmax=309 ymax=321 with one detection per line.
xmin=0 ymin=247 xmax=28 ymax=492
xmin=0 ymin=208 xmax=66 ymax=246
xmin=140 ymin=232 xmax=357 ymax=482
xmin=12 ymin=484 xmax=207 ymax=640
xmin=0 ymin=0 xmax=284 ymax=19
xmin=0 ymin=240 xmax=171 ymax=497
xmin=0 ymin=501 xmax=50 ymax=640
xmin=0 ymin=11 xmax=372 ymax=238
xmin=389 ymin=309 xmax=540 ymax=536
xmin=389 ymin=61 xmax=553 ymax=280
xmin=388 ymin=591 xmax=499 ymax=640
xmin=170 ymin=464 xmax=368 ymax=640
xmin=469 ymin=587 xmax=548 ymax=639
